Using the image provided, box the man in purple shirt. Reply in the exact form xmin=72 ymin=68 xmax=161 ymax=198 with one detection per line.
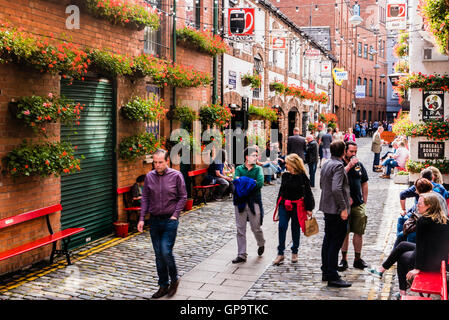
xmin=137 ymin=149 xmax=187 ymax=299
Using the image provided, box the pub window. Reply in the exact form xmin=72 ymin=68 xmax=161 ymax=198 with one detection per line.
xmin=144 ymin=0 xmax=162 ymax=56
xmin=186 ymin=0 xmax=201 ymax=29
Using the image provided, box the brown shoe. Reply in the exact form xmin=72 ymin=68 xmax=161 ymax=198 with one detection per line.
xmin=380 ymin=174 xmax=390 ymax=179
xmin=152 ymin=286 xmax=169 ymax=299
xmin=167 ymin=279 xmax=180 ymax=297
xmin=273 ymin=255 xmax=284 ymax=266
xmin=291 ymin=253 xmax=298 ymax=263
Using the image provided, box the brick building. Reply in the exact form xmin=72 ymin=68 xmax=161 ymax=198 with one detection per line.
xmin=0 ymin=0 xmax=213 ymax=275
xmin=219 ymin=0 xmax=336 ymax=155
xmin=278 ymin=0 xmax=388 ymax=130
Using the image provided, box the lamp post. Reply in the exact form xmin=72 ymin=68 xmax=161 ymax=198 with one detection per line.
xmin=349 ymin=3 xmax=363 ymax=127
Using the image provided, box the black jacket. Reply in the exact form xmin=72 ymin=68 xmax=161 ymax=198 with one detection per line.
xmin=415 ymin=216 xmax=449 ymax=271
xmin=305 ymin=140 xmax=319 ymax=164
xmin=276 ymin=172 xmax=315 ymax=211
xmin=287 ymin=134 xmax=306 ymax=160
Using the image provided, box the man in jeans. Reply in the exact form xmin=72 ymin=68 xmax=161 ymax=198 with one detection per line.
xmin=305 ymin=134 xmax=319 ymax=188
xmin=320 ymin=128 xmax=333 ymax=164
xmin=319 ymin=140 xmax=351 ymax=288
xmin=138 ymin=149 xmax=187 ymax=299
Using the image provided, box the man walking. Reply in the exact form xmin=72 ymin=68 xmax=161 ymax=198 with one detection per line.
xmin=338 ymin=141 xmax=369 ymax=272
xmin=287 ymin=127 xmax=306 ymax=161
xmin=319 ymin=140 xmax=351 ymax=288
xmin=138 ymin=149 xmax=187 ymax=299
xmin=320 ymin=128 xmax=333 ymax=164
xmin=371 ymin=126 xmax=384 ymax=172
xmin=232 ymin=147 xmax=266 ymax=263
xmin=305 ymin=134 xmax=319 ymax=188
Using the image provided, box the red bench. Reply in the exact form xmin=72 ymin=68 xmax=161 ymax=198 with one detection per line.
xmin=188 ymin=168 xmax=220 ymax=205
xmin=402 ymin=260 xmax=448 ymax=300
xmin=117 ymin=186 xmax=141 ymax=229
xmin=0 ymin=204 xmax=84 ymax=266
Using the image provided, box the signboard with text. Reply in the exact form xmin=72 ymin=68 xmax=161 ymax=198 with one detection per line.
xmin=355 ymin=85 xmax=366 ymax=99
xmin=228 ymin=8 xmax=255 ymax=36
xmin=305 ymin=49 xmax=321 ymax=59
xmin=321 ymin=61 xmax=332 ymax=77
xmin=418 ymin=142 xmax=445 ymax=159
xmin=332 ymin=68 xmax=348 ymax=86
xmin=229 ymin=71 xmax=236 ymax=90
xmin=270 ymin=30 xmax=287 ymax=50
xmin=422 ymin=90 xmax=444 ymax=121
xmin=386 ymin=0 xmax=407 ymax=29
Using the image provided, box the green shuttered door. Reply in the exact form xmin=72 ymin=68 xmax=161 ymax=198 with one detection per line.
xmin=60 ymin=78 xmax=115 ymax=249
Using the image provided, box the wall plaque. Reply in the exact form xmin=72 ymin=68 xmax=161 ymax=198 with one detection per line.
xmin=418 ymin=141 xmax=444 ymax=159
xmin=422 ymin=90 xmax=444 ymax=121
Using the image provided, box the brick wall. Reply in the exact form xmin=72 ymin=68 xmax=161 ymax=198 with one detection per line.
xmin=0 ymin=0 xmax=157 ymax=275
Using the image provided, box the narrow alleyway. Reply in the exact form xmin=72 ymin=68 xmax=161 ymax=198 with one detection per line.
xmin=0 ymin=138 xmax=408 ymax=300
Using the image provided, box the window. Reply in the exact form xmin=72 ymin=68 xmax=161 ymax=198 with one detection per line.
xmin=363 ymin=110 xmax=366 ymax=121
xmin=186 ymin=0 xmax=201 ymax=29
xmin=369 ymin=79 xmax=373 ymax=96
xmin=383 ymin=82 xmax=386 ymax=98
xmin=363 ymin=78 xmax=367 ymax=95
xmin=369 ymin=111 xmax=372 ymax=122
xmin=357 ymin=110 xmax=360 ymax=122
xmin=382 ymin=41 xmax=386 ymax=57
xmin=144 ymin=0 xmax=162 ymax=56
xmin=358 ymin=42 xmax=362 ymax=57
xmin=253 ymin=56 xmax=262 ymax=99
xmin=357 ymin=77 xmax=361 ymax=85
xmin=379 ymin=81 xmax=382 ymax=97
xmin=369 ymin=45 xmax=374 ymax=60
xmin=364 ymin=44 xmax=368 ymax=59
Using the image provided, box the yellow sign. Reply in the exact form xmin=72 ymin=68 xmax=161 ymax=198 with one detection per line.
xmin=332 ymin=68 xmax=348 ymax=86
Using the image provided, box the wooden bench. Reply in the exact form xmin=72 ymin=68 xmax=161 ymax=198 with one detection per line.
xmin=0 ymin=204 xmax=84 ymax=266
xmin=188 ymin=168 xmax=220 ymax=205
xmin=117 ymin=186 xmax=141 ymax=229
xmin=403 ymin=260 xmax=448 ymax=300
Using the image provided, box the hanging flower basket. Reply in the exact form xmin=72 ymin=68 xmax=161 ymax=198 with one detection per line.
xmin=119 ymin=132 xmax=159 ymax=161
xmin=176 ymin=27 xmax=228 ymax=56
xmin=121 ymin=94 xmax=166 ymax=122
xmin=241 ymin=73 xmax=262 ymax=89
xmin=269 ymin=82 xmax=286 ymax=94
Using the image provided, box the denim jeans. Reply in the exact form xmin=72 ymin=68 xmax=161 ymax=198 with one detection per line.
xmin=149 ymin=217 xmax=179 ymax=287
xmin=277 ymin=204 xmax=301 ymax=256
xmin=382 ymin=242 xmax=416 ymax=291
xmin=385 ymin=159 xmax=398 ymax=176
xmin=308 ymin=162 xmax=317 ymax=187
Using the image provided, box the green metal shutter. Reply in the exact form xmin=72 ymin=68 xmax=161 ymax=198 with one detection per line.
xmin=60 ymin=78 xmax=116 ymax=249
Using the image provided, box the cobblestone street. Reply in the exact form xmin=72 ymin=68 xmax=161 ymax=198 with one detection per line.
xmin=0 ymin=138 xmax=409 ymax=300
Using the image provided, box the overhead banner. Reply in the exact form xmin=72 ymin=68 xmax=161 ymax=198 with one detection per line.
xmin=386 ymin=0 xmax=407 ymax=30
xmin=332 ymin=68 xmax=348 ymax=86
xmin=228 ymin=8 xmax=255 ymax=36
xmin=355 ymin=85 xmax=366 ymax=99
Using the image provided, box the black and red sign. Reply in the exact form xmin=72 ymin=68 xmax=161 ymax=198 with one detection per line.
xmin=228 ymin=8 xmax=255 ymax=36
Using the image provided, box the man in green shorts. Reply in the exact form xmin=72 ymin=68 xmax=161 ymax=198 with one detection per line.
xmin=338 ymin=141 xmax=369 ymax=271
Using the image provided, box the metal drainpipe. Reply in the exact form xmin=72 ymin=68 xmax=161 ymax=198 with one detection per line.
xmin=213 ymin=0 xmax=218 ymax=104
xmin=171 ymin=0 xmax=177 ymax=133
xmin=220 ymin=0 xmax=225 ymax=104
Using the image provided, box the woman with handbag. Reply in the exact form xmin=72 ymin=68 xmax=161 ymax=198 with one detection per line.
xmin=368 ymin=192 xmax=449 ymax=299
xmin=272 ymin=154 xmax=315 ymax=265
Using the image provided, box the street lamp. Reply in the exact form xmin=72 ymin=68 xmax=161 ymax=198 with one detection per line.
xmin=349 ymin=4 xmax=363 ymax=26
xmin=373 ymin=64 xmax=380 ymax=69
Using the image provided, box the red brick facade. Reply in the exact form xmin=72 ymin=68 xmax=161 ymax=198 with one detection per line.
xmin=0 ymin=0 xmax=213 ymax=275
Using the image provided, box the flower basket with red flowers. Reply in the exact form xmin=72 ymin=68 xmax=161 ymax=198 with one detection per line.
xmin=199 ymin=103 xmax=232 ymax=129
xmin=121 ymin=94 xmax=166 ymax=122
xmin=241 ymin=73 xmax=262 ymax=89
xmin=176 ymin=27 xmax=228 ymax=56
xmin=119 ymin=132 xmax=158 ymax=160
xmin=4 ymin=141 xmax=83 ymax=177
xmin=419 ymin=0 xmax=449 ymax=55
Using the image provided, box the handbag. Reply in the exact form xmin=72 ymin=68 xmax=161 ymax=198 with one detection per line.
xmin=403 ymin=212 xmax=419 ymax=236
xmin=304 ymin=215 xmax=319 ymax=237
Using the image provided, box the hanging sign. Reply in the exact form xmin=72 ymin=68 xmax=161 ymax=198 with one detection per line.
xmin=229 ymin=71 xmax=237 ymax=90
xmin=305 ymin=48 xmax=321 ymax=59
xmin=332 ymin=68 xmax=348 ymax=86
xmin=321 ymin=61 xmax=331 ymax=77
xmin=270 ymin=35 xmax=287 ymax=50
xmin=422 ymin=90 xmax=444 ymax=121
xmin=228 ymin=8 xmax=255 ymax=36
xmin=386 ymin=0 xmax=407 ymax=30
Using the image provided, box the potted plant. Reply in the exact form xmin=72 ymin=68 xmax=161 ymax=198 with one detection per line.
xmin=241 ymin=73 xmax=262 ymax=89
xmin=119 ymin=132 xmax=159 ymax=161
xmin=173 ymin=105 xmax=198 ymax=128
xmin=176 ymin=27 xmax=228 ymax=56
xmin=269 ymin=81 xmax=286 ymax=94
xmin=199 ymin=103 xmax=232 ymax=129
xmin=121 ymin=94 xmax=166 ymax=122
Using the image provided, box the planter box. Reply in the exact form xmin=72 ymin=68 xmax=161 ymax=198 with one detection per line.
xmin=394 ymin=173 xmax=409 ymax=184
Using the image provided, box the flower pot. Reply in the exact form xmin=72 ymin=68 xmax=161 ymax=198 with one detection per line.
xmin=113 ymin=222 xmax=129 ymax=238
xmin=241 ymin=78 xmax=251 ymax=86
xmin=393 ymin=173 xmax=409 ymax=184
xmin=184 ymin=199 xmax=194 ymax=211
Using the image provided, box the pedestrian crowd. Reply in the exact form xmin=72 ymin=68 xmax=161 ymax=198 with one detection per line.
xmin=133 ymin=122 xmax=448 ymax=300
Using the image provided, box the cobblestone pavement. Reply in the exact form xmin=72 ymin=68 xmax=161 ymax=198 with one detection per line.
xmin=0 ymin=137 xmax=408 ymax=300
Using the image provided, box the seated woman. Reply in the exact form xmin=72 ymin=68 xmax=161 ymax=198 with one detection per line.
xmin=131 ymin=174 xmax=146 ymax=207
xmin=380 ymin=141 xmax=409 ymax=179
xmin=368 ymin=192 xmax=449 ymax=299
